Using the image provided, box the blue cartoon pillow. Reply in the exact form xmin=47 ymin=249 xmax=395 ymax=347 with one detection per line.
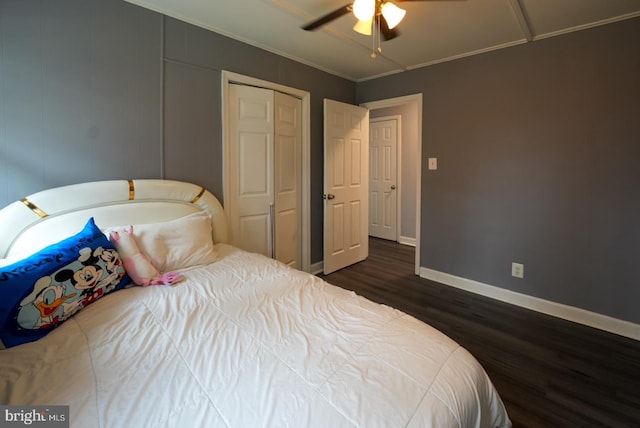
xmin=0 ymin=217 xmax=130 ymax=349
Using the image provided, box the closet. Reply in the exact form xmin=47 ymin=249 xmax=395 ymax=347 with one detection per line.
xmin=226 ymin=84 xmax=302 ymax=269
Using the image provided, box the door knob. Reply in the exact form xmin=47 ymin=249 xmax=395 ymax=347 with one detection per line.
xmin=324 ymin=193 xmax=335 ymax=200
xmin=390 ymin=185 xmax=396 ymax=190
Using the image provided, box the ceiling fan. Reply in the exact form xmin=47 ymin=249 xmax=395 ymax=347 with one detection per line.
xmin=302 ymin=0 xmax=456 ymax=44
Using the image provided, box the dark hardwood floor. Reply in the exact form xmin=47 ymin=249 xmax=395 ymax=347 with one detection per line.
xmin=320 ymin=237 xmax=640 ymax=428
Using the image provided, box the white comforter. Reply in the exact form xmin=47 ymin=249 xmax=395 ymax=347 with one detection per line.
xmin=1 ymin=244 xmax=511 ymax=427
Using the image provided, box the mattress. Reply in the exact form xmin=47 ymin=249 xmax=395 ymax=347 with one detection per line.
xmin=0 ymin=244 xmax=510 ymax=427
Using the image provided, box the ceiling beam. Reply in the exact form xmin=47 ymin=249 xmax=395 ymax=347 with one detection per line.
xmin=509 ymin=0 xmax=534 ymax=42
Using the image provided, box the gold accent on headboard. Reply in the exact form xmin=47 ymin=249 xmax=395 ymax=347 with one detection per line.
xmin=128 ymin=180 xmax=135 ymax=200
xmin=20 ymin=198 xmax=48 ymax=218
xmin=191 ymin=187 xmax=206 ymax=204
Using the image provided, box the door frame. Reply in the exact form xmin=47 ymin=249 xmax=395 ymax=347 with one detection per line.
xmin=361 ymin=94 xmax=423 ymax=275
xmin=222 ymin=71 xmax=311 ymax=272
xmin=369 ymin=115 xmax=401 ymax=242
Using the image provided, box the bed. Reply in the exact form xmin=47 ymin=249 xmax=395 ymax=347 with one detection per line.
xmin=0 ymin=179 xmax=511 ymax=427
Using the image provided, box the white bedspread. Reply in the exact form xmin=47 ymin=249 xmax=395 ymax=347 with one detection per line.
xmin=1 ymin=244 xmax=511 ymax=427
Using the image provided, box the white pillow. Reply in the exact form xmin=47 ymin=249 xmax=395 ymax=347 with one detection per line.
xmin=109 ymin=212 xmax=218 ymax=272
xmin=0 ymin=258 xmax=19 ymax=268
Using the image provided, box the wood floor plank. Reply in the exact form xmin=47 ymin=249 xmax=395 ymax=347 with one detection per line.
xmin=320 ymin=237 xmax=640 ymax=428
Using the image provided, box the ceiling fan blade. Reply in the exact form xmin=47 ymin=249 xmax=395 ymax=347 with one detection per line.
xmin=379 ymin=15 xmax=399 ymax=41
xmin=302 ymin=4 xmax=352 ymax=31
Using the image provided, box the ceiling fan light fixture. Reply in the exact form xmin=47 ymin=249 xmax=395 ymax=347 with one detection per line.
xmin=353 ymin=18 xmax=373 ymax=35
xmin=352 ymin=0 xmax=375 ymax=21
xmin=381 ymin=2 xmax=406 ymax=29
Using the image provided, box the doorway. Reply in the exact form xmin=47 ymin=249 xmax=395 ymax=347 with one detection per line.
xmin=362 ymin=94 xmax=422 ymax=275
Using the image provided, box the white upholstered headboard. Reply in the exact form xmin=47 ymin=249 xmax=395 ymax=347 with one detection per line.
xmin=0 ymin=180 xmax=228 ymax=259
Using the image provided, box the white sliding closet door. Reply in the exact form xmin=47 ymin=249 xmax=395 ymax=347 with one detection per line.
xmin=228 ymin=84 xmax=273 ymax=257
xmin=274 ymin=91 xmax=302 ymax=268
xmin=227 ymin=84 xmax=301 ymax=268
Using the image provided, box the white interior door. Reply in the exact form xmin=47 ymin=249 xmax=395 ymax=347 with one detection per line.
xmin=323 ymin=99 xmax=369 ymax=274
xmin=369 ymin=118 xmax=398 ymax=241
xmin=228 ymin=84 xmax=274 ymax=256
xmin=228 ymin=84 xmax=301 ymax=266
xmin=274 ymin=91 xmax=302 ymax=268
xmin=223 ymin=71 xmax=311 ymax=272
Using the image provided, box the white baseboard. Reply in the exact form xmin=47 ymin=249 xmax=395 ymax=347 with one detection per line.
xmin=310 ymin=261 xmax=324 ymax=275
xmin=398 ymin=236 xmax=417 ymax=247
xmin=420 ymin=267 xmax=640 ymax=341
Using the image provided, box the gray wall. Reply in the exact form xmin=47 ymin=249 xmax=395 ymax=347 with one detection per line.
xmin=0 ymin=0 xmax=162 ymax=204
xmin=370 ymin=104 xmax=418 ymax=240
xmin=0 ymin=0 xmax=356 ymax=265
xmin=358 ymin=17 xmax=640 ymax=324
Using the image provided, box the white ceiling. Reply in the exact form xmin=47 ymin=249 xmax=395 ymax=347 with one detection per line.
xmin=124 ymin=0 xmax=640 ymax=81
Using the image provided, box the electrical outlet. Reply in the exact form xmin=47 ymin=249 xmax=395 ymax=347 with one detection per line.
xmin=511 ymin=262 xmax=524 ymax=279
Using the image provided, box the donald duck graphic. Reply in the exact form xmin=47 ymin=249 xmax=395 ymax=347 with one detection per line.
xmin=15 ymin=246 xmax=126 ymax=331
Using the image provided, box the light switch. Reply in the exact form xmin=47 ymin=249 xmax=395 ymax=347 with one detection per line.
xmin=428 ymin=158 xmax=438 ymax=170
